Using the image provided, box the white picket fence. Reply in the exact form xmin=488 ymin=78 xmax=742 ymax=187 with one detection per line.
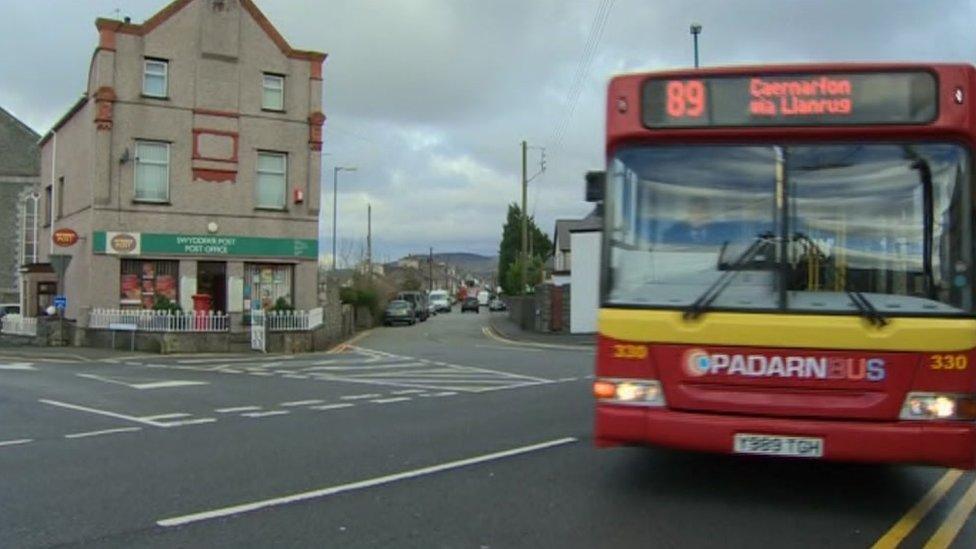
xmin=1 ymin=315 xmax=37 ymax=336
xmin=89 ymin=309 xmax=230 ymax=333
xmin=264 ymin=308 xmax=324 ymax=332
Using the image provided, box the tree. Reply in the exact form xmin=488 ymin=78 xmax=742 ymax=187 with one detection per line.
xmin=401 ymin=271 xmax=422 ymax=291
xmin=497 ymin=203 xmax=553 ymax=295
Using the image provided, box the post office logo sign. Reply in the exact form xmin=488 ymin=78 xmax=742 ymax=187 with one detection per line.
xmin=107 ymin=232 xmax=141 ymax=255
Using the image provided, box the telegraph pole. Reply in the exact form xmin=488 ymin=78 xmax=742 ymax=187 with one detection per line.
xmin=366 ymin=203 xmax=372 ymax=281
xmin=428 ymin=247 xmax=434 ymax=293
xmin=520 ymin=140 xmax=528 ymax=293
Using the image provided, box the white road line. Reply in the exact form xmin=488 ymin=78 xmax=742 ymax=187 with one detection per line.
xmin=0 ymin=362 xmax=35 ymax=370
xmin=156 ymin=418 xmax=217 ymax=427
xmin=76 ymin=373 xmax=208 ymax=390
xmin=220 ymin=368 xmax=243 ymax=374
xmin=309 ymin=403 xmax=355 ymax=411
xmin=157 ymin=437 xmax=578 ymax=527
xmin=282 ymin=374 xmax=309 ymax=379
xmin=216 ymin=406 xmax=262 ymax=413
xmin=140 ymin=413 xmax=191 ymax=421
xmin=130 ymin=380 xmax=209 ymax=390
xmin=340 ymin=393 xmax=382 ymax=400
xmin=280 ymin=399 xmax=324 ymax=407
xmin=65 ymin=427 xmax=142 ymax=439
xmin=40 ymin=399 xmax=167 ymax=427
xmin=390 ymin=389 xmax=425 ymax=395
xmin=370 ymin=397 xmax=411 ymax=404
xmin=249 ymin=372 xmax=273 ymax=377
xmin=241 ymin=410 xmax=289 ymax=418
xmin=556 ymin=377 xmax=579 ymax=382
xmin=0 ymin=439 xmax=32 ymax=448
xmin=428 ymin=391 xmax=458 ymax=397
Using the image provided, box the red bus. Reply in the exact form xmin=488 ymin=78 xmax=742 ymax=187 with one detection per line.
xmin=593 ymin=63 xmax=976 ymax=469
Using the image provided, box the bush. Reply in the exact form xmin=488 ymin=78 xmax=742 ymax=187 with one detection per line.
xmin=152 ymin=295 xmax=182 ymax=313
xmin=272 ymin=297 xmax=295 ymax=312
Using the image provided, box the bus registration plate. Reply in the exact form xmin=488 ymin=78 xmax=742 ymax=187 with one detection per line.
xmin=733 ymin=434 xmax=823 ymax=458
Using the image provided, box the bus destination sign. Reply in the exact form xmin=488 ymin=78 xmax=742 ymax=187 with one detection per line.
xmin=642 ymin=71 xmax=937 ymax=128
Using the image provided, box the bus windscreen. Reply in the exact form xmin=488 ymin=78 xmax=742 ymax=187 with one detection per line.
xmin=642 ymin=71 xmax=937 ymax=128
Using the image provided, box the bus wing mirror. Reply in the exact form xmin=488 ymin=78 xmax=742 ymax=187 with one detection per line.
xmin=585 ymin=171 xmax=605 ymax=203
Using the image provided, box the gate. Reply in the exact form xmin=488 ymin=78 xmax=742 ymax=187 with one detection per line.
xmin=251 ymin=310 xmax=266 ymax=353
xmin=550 ymin=285 xmax=564 ymax=332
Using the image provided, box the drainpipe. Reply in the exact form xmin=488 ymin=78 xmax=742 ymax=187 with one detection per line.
xmin=49 ymin=131 xmax=57 ymax=257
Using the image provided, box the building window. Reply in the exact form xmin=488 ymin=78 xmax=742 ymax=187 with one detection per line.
xmin=57 ymin=177 xmax=65 ymax=219
xmin=44 ymin=185 xmax=52 ymax=226
xmin=135 ymin=141 xmax=170 ymax=202
xmin=143 ymin=58 xmax=168 ymax=98
xmin=244 ymin=263 xmax=294 ymax=311
xmin=256 ymin=152 xmax=286 ymax=209
xmin=121 ymin=259 xmax=179 ymax=309
xmin=262 ymin=73 xmax=284 ymax=111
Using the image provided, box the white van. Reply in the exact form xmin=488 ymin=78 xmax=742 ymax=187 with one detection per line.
xmin=477 ymin=290 xmax=490 ymax=307
xmin=429 ymin=290 xmax=450 ymax=313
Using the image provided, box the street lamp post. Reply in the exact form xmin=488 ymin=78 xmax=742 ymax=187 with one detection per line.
xmin=332 ymin=166 xmax=357 ymax=271
xmin=690 ymin=23 xmax=702 ymax=68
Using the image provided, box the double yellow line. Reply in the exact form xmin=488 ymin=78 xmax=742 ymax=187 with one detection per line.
xmin=872 ymin=469 xmax=976 ymax=548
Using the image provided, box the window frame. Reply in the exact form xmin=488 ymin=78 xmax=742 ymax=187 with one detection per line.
xmin=261 ymin=73 xmax=285 ymax=111
xmin=255 ymin=151 xmax=288 ymax=210
xmin=142 ymin=58 xmax=169 ymax=99
xmin=134 ymin=140 xmax=171 ymax=204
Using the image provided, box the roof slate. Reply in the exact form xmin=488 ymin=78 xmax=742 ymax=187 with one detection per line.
xmin=0 ymin=106 xmax=40 ymax=177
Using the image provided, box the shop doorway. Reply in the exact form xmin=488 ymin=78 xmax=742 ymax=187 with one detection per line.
xmin=197 ymin=262 xmax=227 ymax=313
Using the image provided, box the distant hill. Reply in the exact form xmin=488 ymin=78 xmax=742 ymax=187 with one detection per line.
xmin=433 ymin=253 xmax=497 ymax=274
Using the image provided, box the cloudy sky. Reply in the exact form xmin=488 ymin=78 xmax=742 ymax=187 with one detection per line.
xmin=2 ymin=0 xmax=975 ymax=265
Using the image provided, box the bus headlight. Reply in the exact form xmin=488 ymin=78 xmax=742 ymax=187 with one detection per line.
xmin=593 ymin=378 xmax=666 ymax=407
xmin=899 ymin=392 xmax=976 ymax=421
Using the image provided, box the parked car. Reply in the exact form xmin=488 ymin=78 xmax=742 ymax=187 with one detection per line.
xmin=488 ymin=297 xmax=507 ymax=311
xmin=396 ymin=291 xmax=429 ymax=321
xmin=384 ymin=300 xmax=416 ymax=326
xmin=461 ymin=297 xmax=480 ymax=313
xmin=0 ymin=303 xmax=20 ymax=320
xmin=429 ymin=290 xmax=451 ymax=313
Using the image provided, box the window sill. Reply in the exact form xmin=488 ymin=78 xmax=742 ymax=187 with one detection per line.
xmin=261 ymin=108 xmax=286 ymax=114
xmin=254 ymin=206 xmax=288 ymax=212
xmin=141 ymin=94 xmax=170 ymax=101
xmin=133 ymin=200 xmax=171 ymax=206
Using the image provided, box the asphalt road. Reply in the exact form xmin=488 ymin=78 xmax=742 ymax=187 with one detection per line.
xmin=0 ymin=308 xmax=974 ymax=548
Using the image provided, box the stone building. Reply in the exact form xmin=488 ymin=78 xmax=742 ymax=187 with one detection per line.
xmin=0 ymin=106 xmax=40 ymax=306
xmin=29 ymin=0 xmax=326 ymax=331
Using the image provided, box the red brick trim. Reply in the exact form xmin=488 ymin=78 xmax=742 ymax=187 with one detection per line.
xmin=98 ymin=27 xmax=117 ymax=51
xmin=192 ymin=168 xmax=237 ymax=183
xmin=310 ymin=59 xmax=323 ymax=81
xmin=308 ymin=111 xmax=326 ymax=151
xmin=193 ymin=108 xmax=240 ymax=118
xmin=95 ymin=0 xmax=326 ymax=62
xmin=94 ymin=86 xmax=117 ymax=131
xmin=192 ymin=128 xmax=239 ymax=163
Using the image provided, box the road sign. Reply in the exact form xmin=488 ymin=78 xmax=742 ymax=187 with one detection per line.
xmin=49 ymin=254 xmax=72 ymax=281
xmin=54 ymin=295 xmax=67 ymax=310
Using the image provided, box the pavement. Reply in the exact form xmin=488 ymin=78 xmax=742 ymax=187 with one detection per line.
xmin=0 ymin=306 xmax=973 ymax=548
xmin=487 ymin=310 xmax=596 ymax=347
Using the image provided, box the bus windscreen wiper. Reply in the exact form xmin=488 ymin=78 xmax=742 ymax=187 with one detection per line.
xmin=683 ymin=232 xmax=774 ymax=320
xmin=793 ymin=232 xmax=888 ymax=327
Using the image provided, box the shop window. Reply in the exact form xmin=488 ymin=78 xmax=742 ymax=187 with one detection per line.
xmin=244 ymin=263 xmax=294 ymax=311
xmin=121 ymin=259 xmax=179 ymax=309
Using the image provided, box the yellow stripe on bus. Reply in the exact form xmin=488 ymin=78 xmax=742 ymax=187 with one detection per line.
xmin=599 ymin=309 xmax=976 ymax=352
